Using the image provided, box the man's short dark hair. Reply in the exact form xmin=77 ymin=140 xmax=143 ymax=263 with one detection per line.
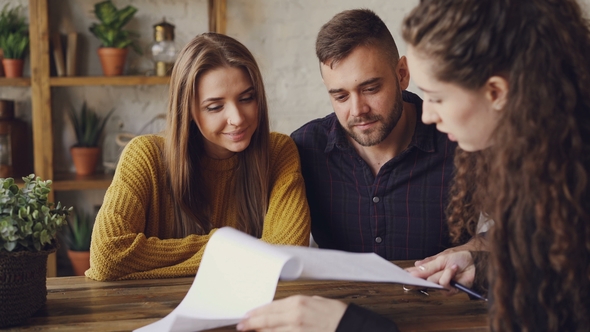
xmin=316 ymin=9 xmax=400 ymax=68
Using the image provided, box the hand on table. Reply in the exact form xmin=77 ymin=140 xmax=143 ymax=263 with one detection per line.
xmin=406 ymin=250 xmax=475 ymax=296
xmin=236 ymin=295 xmax=347 ymax=332
xmin=416 ymin=237 xmax=482 ymax=266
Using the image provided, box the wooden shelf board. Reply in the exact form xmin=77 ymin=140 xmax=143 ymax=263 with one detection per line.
xmin=14 ymin=178 xmax=25 ymax=188
xmin=0 ymin=77 xmax=31 ymax=86
xmin=50 ymin=75 xmax=170 ymax=86
xmin=52 ymin=172 xmax=113 ymax=191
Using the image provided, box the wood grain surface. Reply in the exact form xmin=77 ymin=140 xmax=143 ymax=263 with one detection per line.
xmin=10 ymin=261 xmax=489 ymax=331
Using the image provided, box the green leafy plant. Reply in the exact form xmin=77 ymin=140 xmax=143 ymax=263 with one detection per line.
xmin=64 ymin=211 xmax=94 ymax=252
xmin=0 ymin=174 xmax=72 ymax=252
xmin=68 ymin=102 xmax=115 ymax=147
xmin=89 ymin=0 xmax=142 ymax=54
xmin=0 ymin=4 xmax=29 ymax=59
xmin=0 ymin=32 xmax=29 ymax=59
xmin=0 ymin=4 xmax=27 ymax=37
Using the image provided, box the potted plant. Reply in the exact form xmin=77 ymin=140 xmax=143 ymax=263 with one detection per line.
xmin=0 ymin=174 xmax=71 ymax=327
xmin=89 ymin=0 xmax=142 ymax=76
xmin=64 ymin=211 xmax=94 ymax=276
xmin=0 ymin=4 xmax=28 ymax=77
xmin=68 ymin=102 xmax=115 ymax=175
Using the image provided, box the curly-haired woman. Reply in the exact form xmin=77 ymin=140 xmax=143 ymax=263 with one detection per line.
xmin=238 ymin=1 xmax=590 ymax=331
xmin=403 ymin=0 xmax=590 ymax=330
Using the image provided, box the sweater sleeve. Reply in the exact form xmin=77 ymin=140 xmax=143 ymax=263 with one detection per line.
xmin=336 ymin=304 xmax=400 ymax=332
xmin=86 ymin=136 xmax=213 ymax=281
xmin=261 ymin=133 xmax=311 ymax=246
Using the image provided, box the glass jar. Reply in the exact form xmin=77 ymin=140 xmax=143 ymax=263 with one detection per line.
xmin=151 ymin=19 xmax=178 ymax=76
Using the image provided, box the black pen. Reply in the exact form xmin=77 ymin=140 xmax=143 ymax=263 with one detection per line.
xmin=449 ymin=280 xmax=488 ymax=301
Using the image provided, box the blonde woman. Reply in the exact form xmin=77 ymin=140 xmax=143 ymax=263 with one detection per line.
xmin=87 ymin=33 xmax=311 ymax=281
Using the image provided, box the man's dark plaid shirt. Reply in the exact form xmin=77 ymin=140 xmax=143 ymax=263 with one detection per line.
xmin=291 ymin=91 xmax=457 ymax=260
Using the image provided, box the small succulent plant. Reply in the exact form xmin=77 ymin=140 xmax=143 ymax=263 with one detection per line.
xmin=68 ymin=102 xmax=115 ymax=148
xmin=89 ymin=0 xmax=142 ymax=54
xmin=0 ymin=175 xmax=72 ymax=252
xmin=0 ymin=4 xmax=29 ymax=60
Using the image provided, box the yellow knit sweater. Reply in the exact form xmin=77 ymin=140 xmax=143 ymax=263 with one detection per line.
xmin=86 ymin=132 xmax=311 ymax=281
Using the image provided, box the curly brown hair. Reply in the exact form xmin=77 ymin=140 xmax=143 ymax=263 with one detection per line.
xmin=403 ymin=0 xmax=590 ymax=331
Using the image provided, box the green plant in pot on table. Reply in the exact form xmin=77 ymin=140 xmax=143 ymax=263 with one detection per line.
xmin=68 ymin=102 xmax=115 ymax=176
xmin=64 ymin=211 xmax=94 ymax=276
xmin=89 ymin=0 xmax=142 ymax=76
xmin=0 ymin=175 xmax=72 ymax=327
xmin=0 ymin=4 xmax=29 ymax=78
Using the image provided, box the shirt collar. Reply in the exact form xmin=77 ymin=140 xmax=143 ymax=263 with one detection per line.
xmin=325 ymin=90 xmax=436 ymax=154
xmin=325 ymin=122 xmax=351 ymax=153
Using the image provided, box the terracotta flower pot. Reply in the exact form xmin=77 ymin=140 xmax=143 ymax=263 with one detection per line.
xmin=2 ymin=59 xmax=24 ymax=78
xmin=70 ymin=146 xmax=101 ymax=176
xmin=0 ymin=49 xmax=5 ymax=77
xmin=97 ymin=47 xmax=128 ymax=76
xmin=67 ymin=250 xmax=90 ymax=276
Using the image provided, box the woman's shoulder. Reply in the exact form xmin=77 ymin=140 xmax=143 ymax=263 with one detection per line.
xmin=119 ymin=134 xmax=165 ymax=163
xmin=114 ymin=134 xmax=168 ymax=185
xmin=269 ymin=132 xmax=300 ymax=167
xmin=269 ymin=132 xmax=295 ymax=150
xmin=123 ymin=134 xmax=164 ymax=153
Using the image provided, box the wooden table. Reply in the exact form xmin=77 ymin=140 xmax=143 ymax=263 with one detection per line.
xmin=9 ymin=261 xmax=489 ymax=331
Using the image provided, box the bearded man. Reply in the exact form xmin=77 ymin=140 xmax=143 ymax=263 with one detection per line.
xmin=291 ymin=9 xmax=457 ymax=260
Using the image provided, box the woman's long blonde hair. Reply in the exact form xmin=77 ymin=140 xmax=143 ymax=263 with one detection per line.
xmin=164 ymin=33 xmax=270 ymax=238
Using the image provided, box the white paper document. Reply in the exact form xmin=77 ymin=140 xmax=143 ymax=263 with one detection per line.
xmin=134 ymin=227 xmax=442 ymax=332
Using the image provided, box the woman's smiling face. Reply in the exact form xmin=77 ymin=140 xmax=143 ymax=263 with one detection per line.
xmin=192 ymin=66 xmax=259 ymax=159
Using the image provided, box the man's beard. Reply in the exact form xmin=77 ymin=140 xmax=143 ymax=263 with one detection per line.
xmin=344 ymin=92 xmax=404 ymax=147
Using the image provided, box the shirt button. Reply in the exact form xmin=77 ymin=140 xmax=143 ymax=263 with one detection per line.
xmin=375 ymin=237 xmax=383 ymax=244
xmin=372 ymin=196 xmax=380 ymax=203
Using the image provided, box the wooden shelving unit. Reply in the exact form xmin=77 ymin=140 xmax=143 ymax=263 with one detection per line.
xmin=50 ymin=75 xmax=170 ymax=86
xmin=26 ymin=0 xmax=172 ymax=200
xmin=49 ymin=74 xmax=169 ymax=192
xmin=52 ymin=172 xmax=113 ymax=191
xmin=14 ymin=0 xmax=227 ymax=276
xmin=0 ymin=77 xmax=31 ymax=86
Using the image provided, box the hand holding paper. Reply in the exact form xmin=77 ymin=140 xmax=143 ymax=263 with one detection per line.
xmin=135 ymin=227 xmax=442 ymax=332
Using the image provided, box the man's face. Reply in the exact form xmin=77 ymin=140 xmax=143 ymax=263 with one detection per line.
xmin=321 ymin=45 xmax=406 ymax=147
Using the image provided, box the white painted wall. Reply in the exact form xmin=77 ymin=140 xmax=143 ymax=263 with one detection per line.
xmin=1 ymin=0 xmax=590 ymax=214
